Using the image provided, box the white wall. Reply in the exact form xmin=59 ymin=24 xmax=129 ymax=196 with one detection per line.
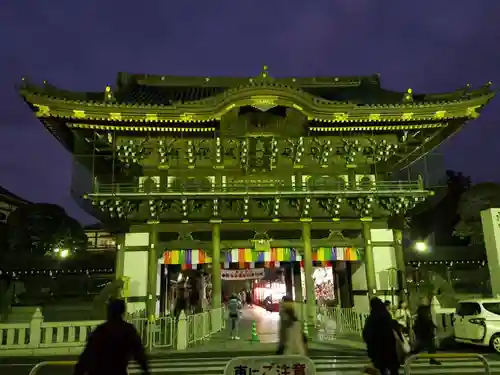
xmin=353 ymin=228 xmax=398 ymax=312
xmin=481 ymin=208 xmax=500 ymax=296
xmin=123 ymin=232 xmax=150 ymax=314
xmin=352 ymin=263 xmax=369 ymax=312
xmin=371 ymin=229 xmax=397 ymax=289
xmin=372 ymin=229 xmax=398 ymax=307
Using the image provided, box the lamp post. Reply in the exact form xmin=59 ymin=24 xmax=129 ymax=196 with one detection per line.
xmin=53 ymin=248 xmax=70 ymax=259
xmin=413 ymin=241 xmax=428 ymax=253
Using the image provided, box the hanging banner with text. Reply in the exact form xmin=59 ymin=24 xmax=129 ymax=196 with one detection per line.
xmin=221 ymin=269 xmax=265 ymax=281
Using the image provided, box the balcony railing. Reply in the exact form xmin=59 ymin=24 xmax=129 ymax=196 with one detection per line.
xmin=89 ymin=180 xmax=427 ymax=197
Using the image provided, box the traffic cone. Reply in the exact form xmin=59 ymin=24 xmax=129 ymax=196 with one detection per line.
xmin=250 ymin=320 xmax=259 ymax=342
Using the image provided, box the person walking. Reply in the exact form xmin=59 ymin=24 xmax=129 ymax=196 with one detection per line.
xmin=73 ymin=299 xmax=149 ymax=375
xmin=227 ymin=293 xmax=242 ymax=339
xmin=362 ymin=297 xmax=401 ymax=375
xmin=394 ymin=301 xmax=412 ymax=335
xmin=277 ymin=297 xmax=307 ymax=355
xmin=246 ymin=289 xmax=252 ymax=307
xmin=414 ymin=298 xmax=441 ymax=365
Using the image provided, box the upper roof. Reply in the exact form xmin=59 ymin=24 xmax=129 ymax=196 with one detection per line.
xmin=18 ymin=66 xmax=496 ymax=125
xmin=0 ymin=186 xmax=31 ymax=207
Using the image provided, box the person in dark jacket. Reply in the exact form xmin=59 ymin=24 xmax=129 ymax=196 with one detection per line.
xmin=174 ymin=287 xmax=187 ymax=319
xmin=73 ymin=299 xmax=149 ymax=375
xmin=246 ymin=289 xmax=252 ymax=307
xmin=414 ymin=301 xmax=441 ymax=365
xmin=362 ymin=297 xmax=400 ymax=375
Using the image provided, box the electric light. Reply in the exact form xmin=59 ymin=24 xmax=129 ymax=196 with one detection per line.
xmin=414 ymin=241 xmax=428 ymax=252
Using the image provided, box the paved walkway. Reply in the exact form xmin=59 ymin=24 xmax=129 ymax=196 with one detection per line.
xmin=180 ymin=305 xmax=365 ymax=353
xmin=183 ymin=305 xmax=278 ymax=353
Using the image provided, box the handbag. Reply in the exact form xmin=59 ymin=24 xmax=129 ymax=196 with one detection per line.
xmin=393 ymin=330 xmax=409 ymax=361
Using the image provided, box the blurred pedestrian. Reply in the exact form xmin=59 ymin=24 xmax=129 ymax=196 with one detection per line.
xmin=228 ymin=293 xmax=242 ymax=339
xmin=384 ymin=300 xmax=393 ymax=316
xmin=394 ymin=301 xmax=411 ymax=333
xmin=414 ymin=298 xmax=441 ymax=365
xmin=74 ymin=299 xmax=149 ymax=375
xmin=246 ymin=289 xmax=252 ymax=307
xmin=277 ymin=296 xmax=307 ymax=355
xmin=362 ymin=297 xmax=401 ymax=375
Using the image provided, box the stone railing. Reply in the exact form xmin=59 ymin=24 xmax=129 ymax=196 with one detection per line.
xmin=0 ymin=309 xmax=102 ymax=356
xmin=0 ymin=307 xmax=226 ymax=356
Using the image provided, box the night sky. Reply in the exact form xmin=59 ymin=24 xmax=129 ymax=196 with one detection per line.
xmin=1 ymin=1 xmax=499 ymax=225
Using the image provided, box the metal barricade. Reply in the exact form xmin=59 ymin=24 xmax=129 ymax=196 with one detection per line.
xmin=404 ymin=353 xmax=490 ymax=375
xmin=185 ymin=307 xmax=226 ymax=347
xmin=128 ymin=317 xmax=150 ymax=348
xmin=316 ymin=306 xmax=368 ymax=334
xmin=187 ymin=310 xmax=212 ymax=346
xmin=29 ymin=361 xmax=76 ymax=375
xmin=127 ymin=315 xmax=174 ymax=349
xmin=152 ymin=316 xmax=174 ymax=348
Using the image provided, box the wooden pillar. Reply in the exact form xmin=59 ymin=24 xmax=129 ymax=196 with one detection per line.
xmin=159 ymin=264 xmax=167 ymax=316
xmin=338 ymin=262 xmax=353 ymax=307
xmin=284 ymin=263 xmax=294 ymax=298
xmin=146 ymin=227 xmax=159 ymax=320
xmin=362 ymin=222 xmax=377 ymax=298
xmin=393 ymin=229 xmax=407 ymax=301
xmin=115 ymin=234 xmax=125 ymax=281
xmin=293 ymin=262 xmax=303 ymax=302
xmin=302 ymin=220 xmax=316 ymax=323
xmin=211 ymin=220 xmax=222 ymax=308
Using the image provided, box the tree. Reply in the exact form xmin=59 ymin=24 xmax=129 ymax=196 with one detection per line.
xmin=4 ymin=203 xmax=87 ymax=268
xmin=454 ymin=182 xmax=500 ymax=244
xmin=409 ymin=170 xmax=471 ymax=245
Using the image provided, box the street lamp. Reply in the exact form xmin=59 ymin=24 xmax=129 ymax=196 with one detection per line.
xmin=414 ymin=241 xmax=428 ymax=252
xmin=53 ymin=247 xmax=70 ymax=259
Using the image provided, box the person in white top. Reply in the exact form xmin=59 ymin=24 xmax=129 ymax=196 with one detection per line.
xmin=394 ymin=301 xmax=411 ymax=335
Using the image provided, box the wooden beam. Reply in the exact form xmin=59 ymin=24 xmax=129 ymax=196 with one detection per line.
xmin=161 ymin=238 xmax=367 ymax=251
xmin=162 ymin=239 xmax=394 ymax=251
xmin=129 ymin=219 xmax=389 ymax=233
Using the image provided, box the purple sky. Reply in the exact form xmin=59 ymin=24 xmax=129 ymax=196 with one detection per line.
xmin=0 ymin=0 xmax=499 ymax=225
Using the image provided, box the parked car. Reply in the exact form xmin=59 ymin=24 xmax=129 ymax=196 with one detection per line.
xmin=454 ymin=298 xmax=500 ymax=353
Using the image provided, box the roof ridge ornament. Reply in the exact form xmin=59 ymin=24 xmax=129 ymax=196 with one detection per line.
xmin=253 ymin=65 xmax=274 ymax=84
xmin=105 ymin=84 xmax=115 ymax=102
xmin=403 ymin=88 xmax=413 ymax=103
xmin=261 ymin=65 xmax=269 ymax=78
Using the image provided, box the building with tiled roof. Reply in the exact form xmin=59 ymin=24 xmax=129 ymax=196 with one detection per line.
xmin=0 ymin=186 xmax=30 ymax=224
xmin=18 ymin=66 xmax=496 ymax=316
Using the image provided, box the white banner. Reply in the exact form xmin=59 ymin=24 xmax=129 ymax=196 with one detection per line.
xmin=221 ymin=269 xmax=265 ymax=280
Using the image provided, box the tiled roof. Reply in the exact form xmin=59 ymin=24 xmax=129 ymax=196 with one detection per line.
xmin=116 ymin=83 xmax=227 ymax=105
xmin=19 ymin=72 xmax=495 ymax=107
xmin=0 ymin=186 xmax=30 ymax=207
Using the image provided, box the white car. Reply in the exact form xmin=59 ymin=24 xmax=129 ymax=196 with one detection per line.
xmin=454 ymin=298 xmax=500 ymax=353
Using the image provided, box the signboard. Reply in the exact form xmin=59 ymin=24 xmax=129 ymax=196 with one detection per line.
xmin=481 ymin=208 xmax=500 ymax=296
xmin=224 ymin=355 xmax=315 ymax=375
xmin=221 ymin=269 xmax=265 ymax=281
xmin=316 ymin=316 xmax=339 ymax=342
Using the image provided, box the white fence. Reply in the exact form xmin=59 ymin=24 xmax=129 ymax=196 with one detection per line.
xmin=0 ymin=303 xmax=452 ymax=356
xmin=316 ymin=306 xmax=369 ymax=334
xmin=0 ymin=307 xmax=226 ymax=356
xmin=314 ymin=305 xmax=455 ymax=340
